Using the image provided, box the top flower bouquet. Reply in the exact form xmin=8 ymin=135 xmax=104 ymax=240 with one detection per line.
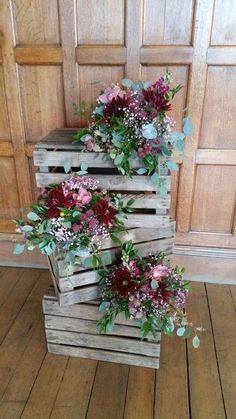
xmin=73 ymin=69 xmax=193 ymax=193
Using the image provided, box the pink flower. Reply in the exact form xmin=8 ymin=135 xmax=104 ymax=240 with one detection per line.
xmin=148 ymin=264 xmax=171 ymax=280
xmin=98 ymin=84 xmax=125 ymax=104
xmin=128 ymin=260 xmax=140 ymax=276
xmin=72 ymin=223 xmax=83 ymax=233
xmin=73 ymin=186 xmax=92 ymax=207
xmin=84 ymin=135 xmax=96 ymax=151
xmin=138 ymin=147 xmax=145 ymax=158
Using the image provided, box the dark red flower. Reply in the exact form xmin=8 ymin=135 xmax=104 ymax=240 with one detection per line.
xmin=46 ymin=186 xmax=75 ymax=218
xmin=152 ymin=281 xmax=170 ymax=304
xmin=110 ymin=265 xmax=137 ymax=298
xmin=103 ymin=95 xmax=130 ymax=126
xmin=91 ymin=198 xmax=116 ymax=226
xmin=142 ymin=89 xmax=171 ymax=112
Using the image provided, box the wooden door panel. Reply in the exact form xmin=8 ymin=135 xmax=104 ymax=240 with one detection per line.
xmin=191 ymin=165 xmax=236 ymax=233
xmin=143 ymin=0 xmax=194 ymax=45
xmin=0 ymin=67 xmax=10 ymax=140
xmin=200 ymin=66 xmax=236 ymax=149
xmin=211 ymin=0 xmax=236 ymax=45
xmin=18 ymin=66 xmax=65 ymax=143
xmin=12 ymin=0 xmax=60 ymax=44
xmin=0 ymin=157 xmax=20 ymax=219
xmin=77 ymin=0 xmax=125 ymax=45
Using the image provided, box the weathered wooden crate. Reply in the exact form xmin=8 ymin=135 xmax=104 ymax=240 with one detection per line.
xmin=34 ymin=128 xmax=175 ymax=305
xmin=48 ymin=221 xmax=175 ymax=306
xmin=43 ymin=287 xmax=161 ymax=369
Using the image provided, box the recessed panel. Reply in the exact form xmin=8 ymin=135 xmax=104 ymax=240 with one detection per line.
xmin=0 ymin=67 xmax=10 ymax=140
xmin=191 ymin=165 xmax=236 ymax=233
xmin=200 ymin=67 xmax=236 ymax=149
xmin=141 ymin=66 xmax=188 ymax=130
xmin=211 ymin=0 xmax=236 ymax=45
xmin=77 ymin=0 xmax=124 ymax=45
xmin=78 ymin=65 xmax=124 ymax=108
xmin=19 ymin=66 xmax=65 ymax=143
xmin=0 ymin=157 xmax=20 ymax=220
xmin=143 ymin=0 xmax=193 ymax=45
xmin=12 ymin=0 xmax=60 ymax=44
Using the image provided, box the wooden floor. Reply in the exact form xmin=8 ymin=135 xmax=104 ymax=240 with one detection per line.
xmin=0 ymin=267 xmax=235 ymax=419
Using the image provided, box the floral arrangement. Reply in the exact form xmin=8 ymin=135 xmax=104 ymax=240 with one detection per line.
xmin=98 ymin=241 xmax=202 ymax=347
xmin=13 ymin=175 xmax=134 ymax=271
xmin=73 ymin=70 xmax=193 ymax=195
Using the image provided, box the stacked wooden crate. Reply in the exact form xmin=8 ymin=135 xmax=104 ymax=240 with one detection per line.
xmin=34 ymin=128 xmax=175 ymax=368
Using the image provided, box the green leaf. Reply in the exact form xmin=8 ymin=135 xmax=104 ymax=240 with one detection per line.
xmin=107 ymin=321 xmax=114 ymax=333
xmin=177 ymin=327 xmax=186 ymax=337
xmin=114 ymin=153 xmax=124 ymax=165
xmin=136 ymin=167 xmax=147 ymax=175
xmin=159 ymin=183 xmax=167 ymax=198
xmin=110 ymin=234 xmax=122 ymax=246
xmin=64 ymin=160 xmax=71 ymax=174
xmin=80 ymin=162 xmax=88 ymax=171
xmin=183 ymin=327 xmax=192 ymax=338
xmin=192 ymin=335 xmax=200 ymax=348
xmin=176 ymin=139 xmax=185 ymax=152
xmin=13 ymin=243 xmax=25 ymax=255
xmin=151 ymin=279 xmax=158 ymax=289
xmin=101 ymin=252 xmax=112 ymax=266
xmin=170 ymin=132 xmax=185 ymax=143
xmin=183 ymin=116 xmax=193 ymax=136
xmin=61 ymin=220 xmax=71 ymax=229
xmin=27 ymin=212 xmax=40 ymax=221
xmin=76 ymin=170 xmax=88 ymax=175
xmin=99 ymin=301 xmax=110 ymax=312
xmin=94 ymin=105 xmax=104 ymax=115
xmin=142 ymin=123 xmax=157 ymax=140
xmin=161 ymin=144 xmax=172 ymax=157
xmin=166 ymin=160 xmax=178 ymax=171
xmin=21 ymin=225 xmax=33 ymax=233
xmin=92 ymin=254 xmax=100 ymax=268
xmin=121 ymin=78 xmax=133 ymax=88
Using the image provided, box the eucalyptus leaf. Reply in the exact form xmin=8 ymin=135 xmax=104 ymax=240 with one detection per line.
xmin=183 ymin=116 xmax=193 ymax=136
xmin=13 ymin=243 xmax=25 ymax=255
xmin=177 ymin=327 xmax=186 ymax=337
xmin=114 ymin=153 xmax=124 ymax=165
xmin=151 ymin=279 xmax=158 ymax=289
xmin=151 ymin=172 xmax=159 ymax=186
xmin=192 ymin=335 xmax=200 ymax=348
xmin=121 ymin=78 xmax=133 ymax=88
xmin=27 ymin=212 xmax=40 ymax=221
xmin=101 ymin=252 xmax=112 ymax=265
xmin=142 ymin=123 xmax=157 ymax=140
xmin=170 ymin=131 xmax=185 ymax=143
xmin=107 ymin=321 xmax=114 ymax=333
xmin=21 ymin=225 xmax=33 ymax=233
xmin=99 ymin=301 xmax=110 ymax=312
xmin=136 ymin=167 xmax=147 ymax=175
xmin=80 ymin=162 xmax=88 ymax=171
xmin=94 ymin=105 xmax=104 ymax=115
xmin=76 ymin=170 xmax=88 ymax=175
xmin=63 ymin=160 xmax=71 ymax=174
xmin=166 ymin=160 xmax=178 ymax=171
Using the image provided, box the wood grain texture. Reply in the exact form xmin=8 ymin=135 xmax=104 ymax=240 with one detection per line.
xmin=76 ymin=46 xmax=126 ymax=65
xmin=200 ymin=66 xmax=236 ymax=149
xmin=0 ymin=66 xmax=10 ymax=140
xmin=15 ymin=46 xmax=62 ymax=64
xmin=211 ymin=0 xmax=236 ymax=45
xmin=143 ymin=0 xmax=194 ymax=45
xmin=12 ymin=0 xmax=60 ymax=45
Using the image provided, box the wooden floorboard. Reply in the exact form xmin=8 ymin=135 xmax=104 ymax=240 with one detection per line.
xmin=0 ymin=267 xmax=235 ymax=419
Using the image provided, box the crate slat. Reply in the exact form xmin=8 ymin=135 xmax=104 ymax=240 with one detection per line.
xmin=43 ymin=290 xmax=161 ymax=369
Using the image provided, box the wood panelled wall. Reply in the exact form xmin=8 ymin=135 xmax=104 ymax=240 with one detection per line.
xmin=0 ymin=0 xmax=236 ymax=257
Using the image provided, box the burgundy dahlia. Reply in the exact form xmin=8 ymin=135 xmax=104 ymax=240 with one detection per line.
xmin=91 ymin=198 xmax=116 ymax=226
xmin=46 ymin=186 xmax=75 ymax=218
xmin=142 ymin=89 xmax=171 ymax=113
xmin=110 ymin=265 xmax=137 ymax=298
xmin=103 ymin=95 xmax=130 ymax=126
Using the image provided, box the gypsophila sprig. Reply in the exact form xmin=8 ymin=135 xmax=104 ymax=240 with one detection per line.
xmin=97 ymin=241 xmax=203 ymax=348
xmin=73 ymin=70 xmax=193 ymax=195
xmin=13 ymin=175 xmax=134 ymax=272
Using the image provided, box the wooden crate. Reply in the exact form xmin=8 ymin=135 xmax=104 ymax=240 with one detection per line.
xmin=48 ymin=221 xmax=175 ymax=306
xmin=34 ymin=128 xmax=175 ymax=305
xmin=43 ymin=287 xmax=161 ymax=369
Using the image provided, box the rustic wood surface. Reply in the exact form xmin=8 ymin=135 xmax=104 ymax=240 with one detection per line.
xmin=0 ymin=267 xmax=235 ymax=418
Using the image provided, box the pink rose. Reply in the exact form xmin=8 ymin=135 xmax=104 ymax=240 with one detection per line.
xmin=73 ymin=187 xmax=92 ymax=207
xmin=98 ymin=84 xmax=125 ymax=104
xmin=148 ymin=264 xmax=170 ymax=280
xmin=72 ymin=223 xmax=83 ymax=233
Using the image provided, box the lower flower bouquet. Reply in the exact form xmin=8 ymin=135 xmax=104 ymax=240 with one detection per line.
xmin=98 ymin=241 xmax=203 ymax=348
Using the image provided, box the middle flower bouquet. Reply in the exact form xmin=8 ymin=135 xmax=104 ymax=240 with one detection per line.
xmin=14 ymin=175 xmax=134 ymax=272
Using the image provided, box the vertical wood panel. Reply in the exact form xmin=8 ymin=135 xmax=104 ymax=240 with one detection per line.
xmin=0 ymin=158 xmax=20 ymax=219
xmin=211 ymin=0 xmax=236 ymax=45
xmin=143 ymin=0 xmax=194 ymax=45
xmin=200 ymin=66 xmax=236 ymax=149
xmin=19 ymin=66 xmax=65 ymax=143
xmin=77 ymin=0 xmax=124 ymax=45
xmin=12 ymin=0 xmax=60 ymax=44
xmin=0 ymin=67 xmax=10 ymax=140
xmin=191 ymin=166 xmax=236 ymax=233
